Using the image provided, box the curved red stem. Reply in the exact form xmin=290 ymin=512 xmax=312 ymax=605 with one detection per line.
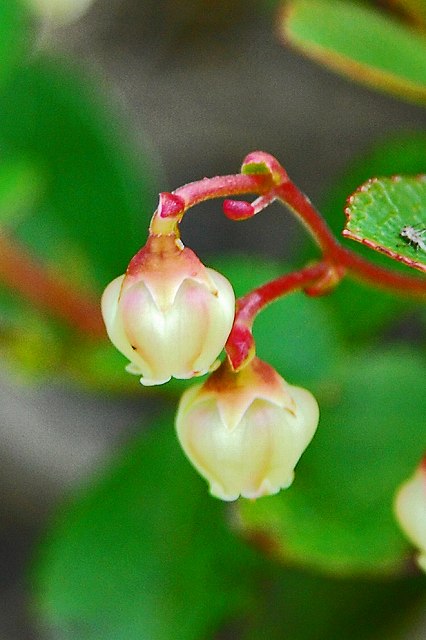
xmin=0 ymin=234 xmax=105 ymax=339
xmin=225 ymin=262 xmax=330 ymax=370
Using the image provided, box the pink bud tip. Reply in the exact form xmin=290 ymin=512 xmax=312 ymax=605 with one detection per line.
xmin=223 ymin=199 xmax=255 ymax=221
xmin=158 ymin=192 xmax=186 ymax=219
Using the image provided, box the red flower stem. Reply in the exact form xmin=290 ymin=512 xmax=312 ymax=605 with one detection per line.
xmin=337 ymin=247 xmax=426 ymax=297
xmin=275 ymin=178 xmax=426 ymax=298
xmin=167 ymin=157 xmax=426 ymax=299
xmin=236 ymin=261 xmax=329 ymax=324
xmin=173 ymin=173 xmax=272 ymax=209
xmin=275 ymin=181 xmax=340 ymax=255
xmin=150 ymin=173 xmax=273 ymax=235
xmin=225 ymin=261 xmax=330 ymax=370
xmin=0 ymin=234 xmax=105 ymax=338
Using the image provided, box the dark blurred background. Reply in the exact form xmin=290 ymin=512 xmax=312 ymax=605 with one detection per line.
xmin=1 ymin=0 xmax=425 ymax=637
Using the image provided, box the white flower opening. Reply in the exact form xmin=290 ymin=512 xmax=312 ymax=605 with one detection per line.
xmin=101 ymin=235 xmax=235 ymax=386
xmin=176 ymin=358 xmax=319 ymax=501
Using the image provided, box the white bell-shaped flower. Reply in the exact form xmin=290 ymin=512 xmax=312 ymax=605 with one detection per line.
xmin=175 ymin=357 xmax=319 ymax=501
xmin=101 ymin=234 xmax=235 ymax=386
xmin=394 ymin=459 xmax=426 ymax=572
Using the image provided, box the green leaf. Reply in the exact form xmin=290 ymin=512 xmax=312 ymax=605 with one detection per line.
xmin=0 ymin=282 xmax=139 ymax=391
xmin=344 ymin=175 xmax=426 ymax=273
xmin=322 ymin=132 xmax=426 ymax=237
xmin=238 ymin=348 xmax=426 ymax=576
xmin=281 ymin=0 xmax=426 ymax=104
xmin=242 ymin=564 xmax=425 ymax=640
xmin=0 ymin=157 xmax=44 ymax=228
xmin=319 ymin=133 xmax=426 ymax=340
xmin=0 ymin=0 xmax=29 ymax=87
xmin=0 ymin=56 xmax=158 ymax=289
xmin=323 ymin=133 xmax=426 ymax=235
xmin=0 ymin=291 xmax=65 ymax=380
xmin=33 ymin=414 xmax=256 ymax=639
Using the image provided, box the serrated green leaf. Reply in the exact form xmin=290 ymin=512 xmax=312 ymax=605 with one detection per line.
xmin=323 ymin=133 xmax=426 ymax=236
xmin=238 ymin=348 xmax=426 ymax=576
xmin=344 ymin=176 xmax=426 ymax=273
xmin=281 ymin=0 xmax=426 ymax=104
xmin=319 ymin=133 xmax=426 ymax=340
xmin=33 ymin=414 xmax=256 ymax=640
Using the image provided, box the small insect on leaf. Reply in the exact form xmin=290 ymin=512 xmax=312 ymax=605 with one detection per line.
xmin=344 ymin=176 xmax=426 ymax=273
xmin=399 ymin=225 xmax=426 ymax=252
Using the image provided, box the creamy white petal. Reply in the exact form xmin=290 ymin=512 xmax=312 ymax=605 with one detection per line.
xmin=176 ymin=360 xmax=319 ymax=502
xmin=101 ymin=258 xmax=235 ymax=386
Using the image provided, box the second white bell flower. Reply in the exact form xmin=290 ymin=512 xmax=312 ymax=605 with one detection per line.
xmin=176 ymin=357 xmax=319 ymax=501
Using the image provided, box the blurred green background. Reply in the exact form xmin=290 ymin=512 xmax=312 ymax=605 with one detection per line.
xmin=0 ymin=0 xmax=425 ymax=638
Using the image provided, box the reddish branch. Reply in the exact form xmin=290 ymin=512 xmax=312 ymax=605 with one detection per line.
xmin=151 ymin=151 xmax=426 ymax=300
xmin=273 ymin=177 xmax=426 ymax=298
xmin=225 ymin=261 xmax=331 ymax=370
xmin=0 ymin=234 xmax=105 ymax=338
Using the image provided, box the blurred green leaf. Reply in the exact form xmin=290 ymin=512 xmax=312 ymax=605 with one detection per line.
xmin=319 ymin=277 xmax=412 ymax=342
xmin=33 ymin=414 xmax=256 ymax=639
xmin=0 ymin=280 xmax=139 ymax=390
xmin=0 ymin=157 xmax=44 ymax=228
xmin=0 ymin=56 xmax=158 ymax=289
xmin=281 ymin=0 xmax=426 ymax=104
xmin=66 ymin=340 xmax=141 ymax=394
xmin=238 ymin=348 xmax=426 ymax=576
xmin=0 ymin=290 xmax=65 ymax=379
xmin=0 ymin=0 xmax=29 ymax=87
xmin=344 ymin=175 xmax=426 ymax=272
xmin=319 ymin=133 xmax=426 ymax=340
xmin=242 ymin=563 xmax=425 ymax=640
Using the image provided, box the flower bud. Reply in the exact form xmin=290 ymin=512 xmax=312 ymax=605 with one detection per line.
xmin=394 ymin=458 xmax=426 ymax=572
xmin=101 ymin=234 xmax=235 ymax=386
xmin=175 ymin=357 xmax=319 ymax=501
